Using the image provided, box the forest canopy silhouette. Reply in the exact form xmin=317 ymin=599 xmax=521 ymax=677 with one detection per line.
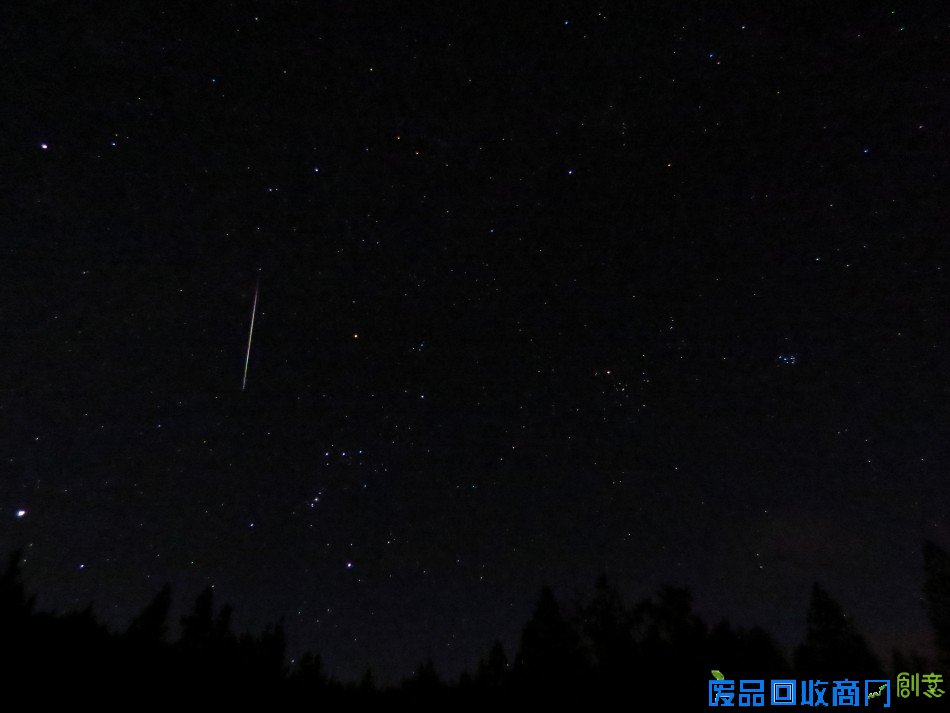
xmin=1 ymin=540 xmax=947 ymax=707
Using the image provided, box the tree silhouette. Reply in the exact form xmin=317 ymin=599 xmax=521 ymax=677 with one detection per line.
xmin=289 ymin=650 xmax=327 ymax=690
xmin=793 ymin=583 xmax=883 ymax=679
xmin=126 ymin=584 xmax=171 ymax=643
xmin=120 ymin=583 xmax=174 ymax=691
xmin=923 ymin=539 xmax=950 ymax=670
xmin=708 ymin=619 xmax=790 ymax=677
xmin=358 ymin=667 xmax=377 ymax=693
xmin=180 ymin=585 xmax=217 ymax=648
xmin=240 ymin=620 xmax=287 ymax=684
xmin=0 ymin=550 xmax=34 ymax=624
xmin=512 ymin=585 xmax=589 ymax=701
xmin=632 ymin=584 xmax=709 ymax=704
xmin=474 ymin=640 xmax=509 ymax=691
xmin=576 ymin=574 xmax=636 ymax=692
xmin=2 ymin=545 xmax=949 ymax=704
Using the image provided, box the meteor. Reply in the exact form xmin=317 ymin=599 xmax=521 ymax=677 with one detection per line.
xmin=241 ymin=271 xmax=260 ymax=391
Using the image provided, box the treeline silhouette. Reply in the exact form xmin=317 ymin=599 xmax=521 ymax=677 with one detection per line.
xmin=2 ymin=541 xmax=948 ymax=707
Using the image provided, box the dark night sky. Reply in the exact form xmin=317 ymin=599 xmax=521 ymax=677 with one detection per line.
xmin=1 ymin=1 xmax=948 ymax=683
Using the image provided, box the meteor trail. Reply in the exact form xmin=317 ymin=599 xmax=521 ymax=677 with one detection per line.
xmin=241 ymin=271 xmax=260 ymax=391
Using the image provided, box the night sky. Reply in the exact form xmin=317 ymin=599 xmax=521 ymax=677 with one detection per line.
xmin=2 ymin=1 xmax=947 ymax=683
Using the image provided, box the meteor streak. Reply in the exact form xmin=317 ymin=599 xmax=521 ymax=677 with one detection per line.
xmin=241 ymin=271 xmax=260 ymax=391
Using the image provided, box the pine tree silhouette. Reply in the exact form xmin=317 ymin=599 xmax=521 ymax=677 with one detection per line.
xmin=793 ymin=583 xmax=883 ymax=679
xmin=474 ymin=640 xmax=509 ymax=690
xmin=512 ymin=585 xmax=589 ymax=701
xmin=4 ymin=544 xmax=950 ymax=705
xmin=126 ymin=584 xmax=171 ymax=643
xmin=0 ymin=550 xmax=34 ymax=623
xmin=633 ymin=584 xmax=708 ymax=704
xmin=708 ymin=619 xmax=790 ymax=677
xmin=923 ymin=539 xmax=950 ymax=670
xmin=577 ymin=573 xmax=636 ymax=692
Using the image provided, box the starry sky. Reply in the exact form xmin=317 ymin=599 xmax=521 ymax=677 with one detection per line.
xmin=1 ymin=1 xmax=947 ymax=683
